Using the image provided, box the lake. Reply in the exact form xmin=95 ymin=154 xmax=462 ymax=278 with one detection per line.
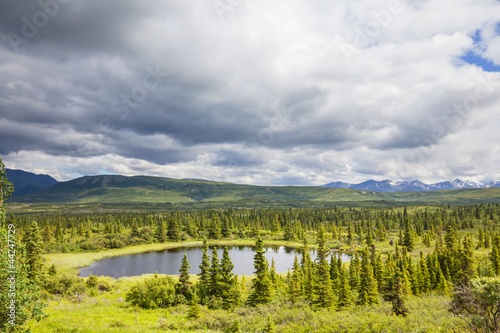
xmin=78 ymin=245 xmax=351 ymax=278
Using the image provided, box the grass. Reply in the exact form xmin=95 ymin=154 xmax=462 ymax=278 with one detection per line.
xmin=29 ymin=291 xmax=467 ymax=332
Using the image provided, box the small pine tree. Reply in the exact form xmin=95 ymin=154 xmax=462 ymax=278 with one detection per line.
xmin=263 ymin=315 xmax=276 ymax=333
xmin=187 ymin=294 xmax=202 ymax=319
xmin=391 ymin=268 xmax=409 ymax=316
xmin=48 ymin=264 xmax=57 ymax=276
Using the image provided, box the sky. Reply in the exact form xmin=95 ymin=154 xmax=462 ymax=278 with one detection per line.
xmin=1 ymin=0 xmax=500 ymax=186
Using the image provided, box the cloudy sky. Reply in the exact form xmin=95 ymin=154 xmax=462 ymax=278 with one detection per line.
xmin=1 ymin=0 xmax=500 ymax=185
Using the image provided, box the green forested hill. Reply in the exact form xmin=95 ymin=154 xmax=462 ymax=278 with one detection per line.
xmin=9 ymin=174 xmax=500 ymax=206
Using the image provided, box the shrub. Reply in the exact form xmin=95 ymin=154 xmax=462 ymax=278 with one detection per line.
xmin=97 ymin=280 xmax=112 ymax=292
xmin=85 ymin=275 xmax=98 ymax=289
xmin=450 ymin=277 xmax=500 ymax=332
xmin=45 ymin=274 xmax=86 ymax=296
xmin=125 ymin=274 xmax=179 ymax=309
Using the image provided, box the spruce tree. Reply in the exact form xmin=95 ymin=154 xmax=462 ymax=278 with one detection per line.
xmin=155 ymin=218 xmax=167 ymax=243
xmin=301 ymin=241 xmax=314 ymax=302
xmin=130 ymin=218 xmax=140 ymax=238
xmin=391 ymin=268 xmax=409 ymax=316
xmin=313 ymin=227 xmax=335 ymax=308
xmin=198 ymin=238 xmax=211 ymax=290
xmin=347 ymin=221 xmax=353 ymax=245
xmin=208 ymin=215 xmax=221 ymax=239
xmin=25 ymin=221 xmax=43 ymax=282
xmin=490 ymin=234 xmax=500 ymax=275
xmin=456 ymin=235 xmax=475 ymax=285
xmin=247 ymin=237 xmax=273 ymax=306
xmin=209 ymin=247 xmax=221 ymax=298
xmin=337 ymin=265 xmax=354 ymax=309
xmin=330 ymin=254 xmax=340 ymax=292
xmin=167 ymin=215 xmax=181 ymax=241
xmin=221 ymin=216 xmax=231 ymax=238
xmin=176 ymin=253 xmax=192 ymax=300
xmin=219 ymin=246 xmax=240 ymax=309
xmin=403 ymin=221 xmax=414 ymax=251
xmin=288 ymin=255 xmax=302 ymax=304
xmin=269 ymin=258 xmax=277 ymax=286
xmin=357 ymin=248 xmax=379 ymax=305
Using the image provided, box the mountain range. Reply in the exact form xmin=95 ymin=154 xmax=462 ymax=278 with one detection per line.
xmin=3 ymin=168 xmax=500 ymax=206
xmin=320 ymin=179 xmax=500 ymax=192
xmin=6 ymin=173 xmax=500 ymax=206
xmin=5 ymin=168 xmax=58 ymax=196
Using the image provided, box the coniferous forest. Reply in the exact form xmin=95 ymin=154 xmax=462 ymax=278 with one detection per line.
xmin=1 ymin=163 xmax=500 ymax=332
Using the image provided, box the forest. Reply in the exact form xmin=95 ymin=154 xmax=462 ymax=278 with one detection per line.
xmin=2 ymin=181 xmax=500 ymax=332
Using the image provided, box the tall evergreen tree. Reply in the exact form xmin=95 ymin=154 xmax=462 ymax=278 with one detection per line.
xmin=155 ymin=218 xmax=167 ymax=243
xmin=130 ymin=218 xmax=140 ymax=238
xmin=330 ymin=254 xmax=340 ymax=292
xmin=391 ymin=268 xmax=409 ymax=317
xmin=167 ymin=215 xmax=181 ymax=241
xmin=176 ymin=253 xmax=192 ymax=300
xmin=490 ymin=234 xmax=500 ymax=275
xmin=403 ymin=221 xmax=414 ymax=251
xmin=198 ymin=238 xmax=211 ymax=289
xmin=357 ymin=248 xmax=379 ymax=305
xmin=209 ymin=247 xmax=221 ymax=298
xmin=247 ymin=237 xmax=273 ymax=306
xmin=219 ymin=246 xmax=240 ymax=309
xmin=337 ymin=265 xmax=354 ymax=309
xmin=24 ymin=221 xmax=43 ymax=282
xmin=313 ymin=227 xmax=335 ymax=308
xmin=208 ymin=215 xmax=221 ymax=239
xmin=288 ymin=255 xmax=302 ymax=304
xmin=221 ymin=216 xmax=231 ymax=238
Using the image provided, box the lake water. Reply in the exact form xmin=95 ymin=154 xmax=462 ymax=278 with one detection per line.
xmin=78 ymin=245 xmax=351 ymax=278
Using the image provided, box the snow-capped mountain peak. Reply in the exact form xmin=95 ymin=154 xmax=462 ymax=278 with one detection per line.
xmin=320 ymin=179 xmax=499 ymax=192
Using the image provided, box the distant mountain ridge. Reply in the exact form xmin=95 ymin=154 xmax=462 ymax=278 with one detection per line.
xmin=320 ymin=179 xmax=500 ymax=192
xmin=5 ymin=168 xmax=58 ymax=196
xmin=8 ymin=174 xmax=500 ymax=206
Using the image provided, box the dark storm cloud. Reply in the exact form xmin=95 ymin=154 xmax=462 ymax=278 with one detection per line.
xmin=1 ymin=0 xmax=499 ymax=184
